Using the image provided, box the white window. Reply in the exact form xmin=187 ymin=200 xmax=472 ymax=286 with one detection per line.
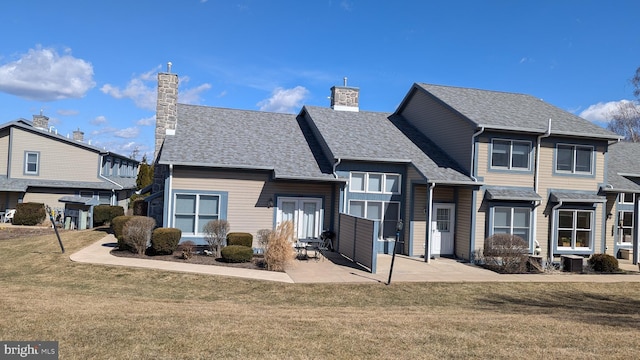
xmin=174 ymin=194 xmax=220 ymax=234
xmin=349 ymin=172 xmax=401 ymax=194
xmin=618 ymin=211 xmax=634 ymax=244
xmin=25 ymin=152 xmax=39 ymax=175
xmin=492 ymin=207 xmax=531 ymax=241
xmin=348 ymin=200 xmax=400 ymax=240
xmin=491 ymin=139 xmax=531 ymax=170
xmin=556 ymin=144 xmax=593 ymax=174
xmin=557 ymin=210 xmax=592 ymax=249
xmin=619 ymin=193 xmax=635 ymax=204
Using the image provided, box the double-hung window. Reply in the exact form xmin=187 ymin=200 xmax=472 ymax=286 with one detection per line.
xmin=618 ymin=211 xmax=634 ymax=244
xmin=24 ymin=151 xmax=39 ymax=175
xmin=492 ymin=207 xmax=531 ymax=241
xmin=349 ymin=172 xmax=401 ymax=194
xmin=557 ymin=210 xmax=592 ymax=249
xmin=491 ymin=140 xmax=531 ymax=170
xmin=174 ymin=194 xmax=220 ymax=234
xmin=556 ymin=144 xmax=593 ymax=174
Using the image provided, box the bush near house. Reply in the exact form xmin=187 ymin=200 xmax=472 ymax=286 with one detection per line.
xmin=227 ymin=232 xmax=253 ymax=248
xmin=12 ymin=203 xmax=47 ymax=226
xmin=203 ymin=219 xmax=230 ymax=258
xmin=111 ymin=215 xmax=136 ymax=251
xmin=482 ymin=233 xmax=529 ymax=274
xmin=264 ymin=221 xmax=296 ymax=272
xmin=150 ymin=228 xmax=182 ymax=255
xmin=93 ymin=205 xmax=125 ymax=226
xmin=588 ymin=253 xmax=620 ymax=273
xmin=123 ymin=216 xmax=156 ymax=255
xmin=132 ymin=199 xmax=148 ymax=216
xmin=220 ymin=245 xmax=253 ymax=263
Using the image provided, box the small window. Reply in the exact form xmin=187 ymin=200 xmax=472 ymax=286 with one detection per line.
xmin=350 ymin=173 xmax=365 ymax=192
xmin=385 ymin=174 xmax=401 ymax=193
xmin=556 ymin=144 xmax=593 ymax=174
xmin=493 ymin=207 xmax=531 ymax=241
xmin=24 ymin=152 xmax=39 ymax=175
xmin=491 ymin=139 xmax=531 ymax=170
xmin=367 ymin=174 xmax=383 ymax=193
xmin=620 ymin=193 xmax=635 ymax=204
xmin=349 ymin=172 xmax=402 ymax=194
xmin=618 ymin=211 xmax=634 ymax=243
xmin=174 ymin=193 xmax=220 ymax=234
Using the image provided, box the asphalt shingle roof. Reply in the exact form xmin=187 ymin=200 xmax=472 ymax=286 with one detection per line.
xmin=607 ymin=142 xmax=640 ymax=192
xmin=159 ymin=104 xmax=337 ymax=181
xmin=303 ymin=106 xmax=475 ymax=184
xmin=414 ymin=84 xmax=620 ymax=139
xmin=0 ymin=176 xmax=130 ymax=191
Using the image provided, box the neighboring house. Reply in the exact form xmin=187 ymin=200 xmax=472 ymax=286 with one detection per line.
xmin=0 ymin=116 xmax=139 ymax=228
xmin=150 ymin=67 xmax=637 ymax=266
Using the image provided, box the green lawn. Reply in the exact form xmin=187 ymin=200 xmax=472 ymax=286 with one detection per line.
xmin=1 ymin=228 xmax=639 ymax=359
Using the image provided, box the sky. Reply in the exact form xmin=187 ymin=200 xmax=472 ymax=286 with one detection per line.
xmin=1 ymin=0 xmax=639 ymax=161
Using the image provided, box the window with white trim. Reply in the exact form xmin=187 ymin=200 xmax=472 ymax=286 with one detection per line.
xmin=556 ymin=144 xmax=593 ymax=174
xmin=24 ymin=152 xmax=39 ymax=175
xmin=174 ymin=194 xmax=220 ymax=234
xmin=349 ymin=172 xmax=401 ymax=194
xmin=491 ymin=139 xmax=531 ymax=170
xmin=619 ymin=193 xmax=635 ymax=204
xmin=618 ymin=211 xmax=633 ymax=244
xmin=557 ymin=209 xmax=592 ymax=249
xmin=348 ymin=200 xmax=400 ymax=240
xmin=492 ymin=207 xmax=531 ymax=241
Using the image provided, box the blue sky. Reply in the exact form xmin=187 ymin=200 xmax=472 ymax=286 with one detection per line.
xmin=1 ymin=0 xmax=639 ymax=160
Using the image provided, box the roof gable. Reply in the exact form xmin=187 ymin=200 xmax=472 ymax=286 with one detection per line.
xmin=607 ymin=141 xmax=640 ymax=192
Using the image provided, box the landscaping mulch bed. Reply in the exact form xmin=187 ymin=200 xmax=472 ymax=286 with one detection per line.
xmin=110 ymin=248 xmax=267 ymax=270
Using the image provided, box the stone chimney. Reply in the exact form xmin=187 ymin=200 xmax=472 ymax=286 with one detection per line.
xmin=330 ymin=77 xmax=359 ymax=112
xmin=155 ymin=62 xmax=178 ymax=161
xmin=73 ymin=128 xmax=84 ymax=142
xmin=32 ymin=113 xmax=49 ymax=129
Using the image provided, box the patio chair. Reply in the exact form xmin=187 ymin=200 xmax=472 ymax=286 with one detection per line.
xmin=4 ymin=209 xmax=16 ymax=223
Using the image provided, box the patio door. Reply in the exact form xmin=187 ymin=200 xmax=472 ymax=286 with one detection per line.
xmin=276 ymin=197 xmax=323 ymax=240
xmin=431 ymin=203 xmax=455 ymax=256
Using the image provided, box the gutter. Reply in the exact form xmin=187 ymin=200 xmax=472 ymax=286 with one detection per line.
xmin=426 ymin=182 xmax=435 ymax=264
xmin=167 ymin=164 xmax=174 ymax=228
xmin=470 ymin=127 xmax=485 ymax=182
xmin=532 ymin=119 xmax=551 ymax=253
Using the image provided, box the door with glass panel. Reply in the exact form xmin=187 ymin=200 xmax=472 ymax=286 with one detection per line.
xmin=276 ymin=197 xmax=322 ymax=240
xmin=432 ymin=203 xmax=455 ymax=256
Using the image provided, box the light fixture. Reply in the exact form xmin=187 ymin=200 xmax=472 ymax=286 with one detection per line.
xmin=267 ymin=198 xmax=274 ymax=208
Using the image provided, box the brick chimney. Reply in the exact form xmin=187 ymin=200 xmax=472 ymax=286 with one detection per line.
xmin=155 ymin=62 xmax=178 ymax=161
xmin=330 ymin=77 xmax=359 ymax=112
xmin=73 ymin=128 xmax=84 ymax=142
xmin=32 ymin=114 xmax=49 ymax=129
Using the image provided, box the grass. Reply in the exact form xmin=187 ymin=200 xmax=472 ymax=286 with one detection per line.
xmin=1 ymin=229 xmax=640 ymax=359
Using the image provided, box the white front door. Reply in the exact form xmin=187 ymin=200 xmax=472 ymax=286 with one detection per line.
xmin=276 ymin=197 xmax=323 ymax=240
xmin=431 ymin=203 xmax=455 ymax=256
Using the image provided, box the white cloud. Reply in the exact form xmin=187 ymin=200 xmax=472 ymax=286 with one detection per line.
xmin=91 ymin=115 xmax=107 ymax=125
xmin=0 ymin=46 xmax=95 ymax=101
xmin=57 ymin=109 xmax=79 ymax=116
xmin=136 ymin=115 xmax=155 ymax=126
xmin=101 ymin=66 xmax=211 ymax=110
xmin=257 ymin=86 xmax=309 ymax=113
xmin=579 ymin=100 xmax=633 ymax=122
xmin=114 ymin=127 xmax=139 ymax=139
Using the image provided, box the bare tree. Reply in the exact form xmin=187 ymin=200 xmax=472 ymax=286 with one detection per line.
xmin=607 ymin=101 xmax=640 ymax=142
xmin=203 ymin=219 xmax=230 ymax=257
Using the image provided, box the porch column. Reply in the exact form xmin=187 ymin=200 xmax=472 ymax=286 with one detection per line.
xmin=425 ymin=183 xmax=435 ymax=263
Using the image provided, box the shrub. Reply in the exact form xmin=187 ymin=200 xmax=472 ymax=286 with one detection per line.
xmin=482 ymin=233 xmax=529 ymax=274
xmin=221 ymin=245 xmax=253 ymax=263
xmin=12 ymin=203 xmax=46 ymax=226
xmin=132 ymin=199 xmax=148 ymax=216
xmin=588 ymin=253 xmax=620 ymax=273
xmin=150 ymin=228 xmax=182 ymax=255
xmin=257 ymin=229 xmax=272 ymax=251
xmin=123 ymin=216 xmax=156 ymax=255
xmin=227 ymin=232 xmax=253 ymax=247
xmin=111 ymin=215 xmax=136 ymax=251
xmin=93 ymin=205 xmax=124 ymax=226
xmin=203 ymin=219 xmax=229 ymax=258
xmin=264 ymin=221 xmax=296 ymax=272
xmin=180 ymin=240 xmax=195 ymax=260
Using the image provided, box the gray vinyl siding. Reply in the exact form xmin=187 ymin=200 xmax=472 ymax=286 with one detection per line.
xmin=10 ymin=128 xmax=100 ymax=182
xmin=400 ymin=90 xmax=474 ymax=173
xmin=0 ymin=132 xmax=8 ymax=176
xmin=171 ymin=168 xmax=334 ymax=241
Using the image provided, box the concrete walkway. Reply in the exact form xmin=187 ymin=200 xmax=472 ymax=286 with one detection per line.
xmin=70 ymin=235 xmax=640 ymax=284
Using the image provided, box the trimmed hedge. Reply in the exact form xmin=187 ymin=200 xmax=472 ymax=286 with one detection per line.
xmin=12 ymin=203 xmax=46 ymax=226
xmin=111 ymin=215 xmax=136 ymax=251
xmin=588 ymin=253 xmax=620 ymax=273
xmin=150 ymin=228 xmax=182 ymax=255
xmin=93 ymin=205 xmax=124 ymax=226
xmin=227 ymin=232 xmax=253 ymax=248
xmin=221 ymin=245 xmax=253 ymax=263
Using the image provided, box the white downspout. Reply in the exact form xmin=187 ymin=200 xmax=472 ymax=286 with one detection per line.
xmin=550 ymin=200 xmax=564 ymax=265
xmin=167 ymin=164 xmax=174 ymax=228
xmin=426 ymin=182 xmax=435 ymax=263
xmin=533 ymin=119 xmax=552 ymax=256
xmin=470 ymin=127 xmax=485 ymax=182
